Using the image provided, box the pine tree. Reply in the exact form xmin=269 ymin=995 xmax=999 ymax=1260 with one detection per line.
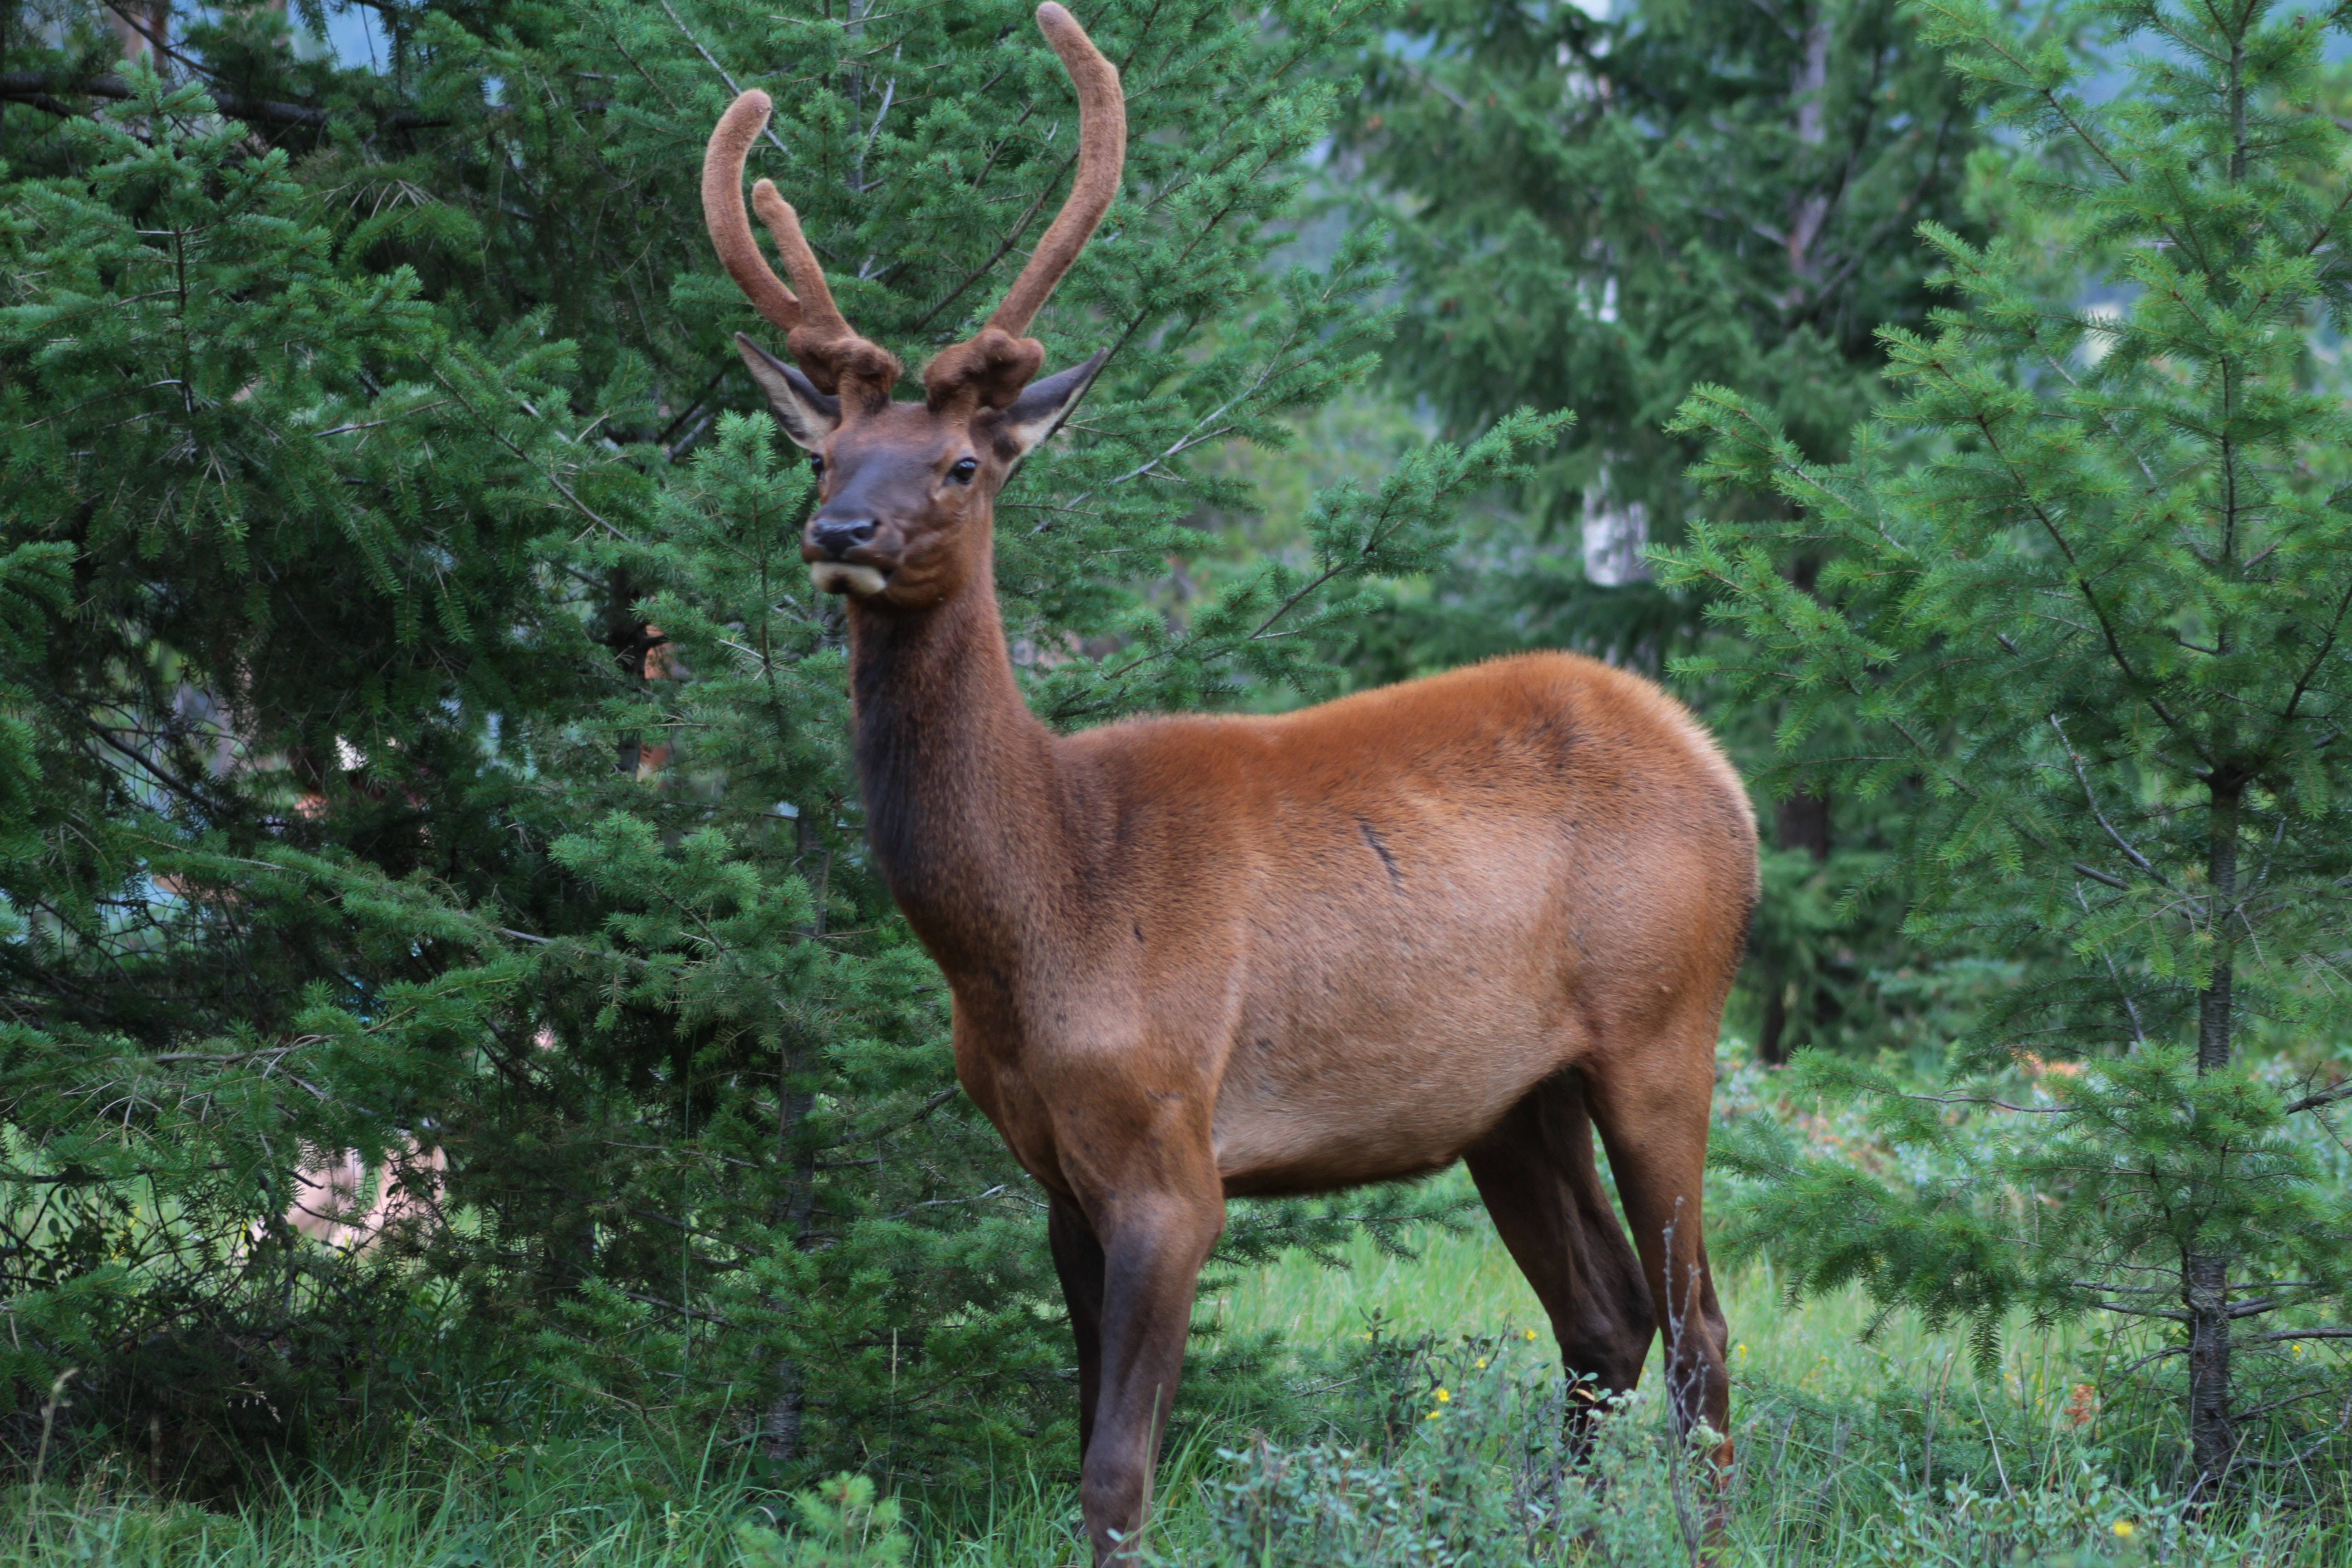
xmin=1338 ymin=0 xmax=1989 ymax=1061
xmin=0 ymin=56 xmax=610 ymax=1479
xmin=1668 ymin=0 xmax=2352 ymax=1491
xmin=0 ymin=0 xmax=1546 ymax=1485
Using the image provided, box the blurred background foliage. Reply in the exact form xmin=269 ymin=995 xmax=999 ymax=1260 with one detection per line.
xmin=1333 ymin=0 xmax=2001 ymax=1064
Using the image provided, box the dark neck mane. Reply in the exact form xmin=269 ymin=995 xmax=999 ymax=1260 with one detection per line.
xmin=845 ymin=554 xmax=1062 ymax=975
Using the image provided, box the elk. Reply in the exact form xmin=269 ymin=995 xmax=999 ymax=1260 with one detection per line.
xmin=701 ymin=8 xmax=1757 ymax=1559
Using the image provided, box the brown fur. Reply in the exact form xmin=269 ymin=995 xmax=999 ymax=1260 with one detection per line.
xmin=701 ymin=93 xmax=800 ymax=337
xmin=841 ymin=523 xmax=1753 ymax=1564
xmin=698 ymin=10 xmax=1755 ymax=1561
xmin=985 ymin=1 xmax=1125 ymax=339
xmin=921 ymin=2 xmax=1125 ymax=411
xmin=702 ymin=92 xmax=902 ymax=400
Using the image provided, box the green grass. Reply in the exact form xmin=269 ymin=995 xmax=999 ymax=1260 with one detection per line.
xmin=6 ymin=1178 xmax=2346 ymax=1565
xmin=1209 ymin=1166 xmax=2110 ymax=1425
xmin=929 ymin=1190 xmax=2346 ymax=1567
xmin=927 ymin=1176 xmax=2117 ymax=1567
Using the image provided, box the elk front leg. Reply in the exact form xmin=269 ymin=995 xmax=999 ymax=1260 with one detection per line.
xmin=1075 ymin=1185 xmax=1224 ymax=1565
xmin=1048 ymin=1194 xmax=1108 ymax=1462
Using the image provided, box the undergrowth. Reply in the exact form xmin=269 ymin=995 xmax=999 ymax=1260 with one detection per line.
xmin=5 ymin=1052 xmax=2346 ymax=1563
xmin=12 ymin=1263 xmax=2343 ymax=1566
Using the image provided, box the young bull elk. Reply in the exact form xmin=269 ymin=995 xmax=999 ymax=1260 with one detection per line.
xmin=701 ymin=8 xmax=1757 ymax=1558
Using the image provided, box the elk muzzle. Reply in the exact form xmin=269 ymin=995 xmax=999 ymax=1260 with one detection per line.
xmin=804 ymin=512 xmax=889 ymax=597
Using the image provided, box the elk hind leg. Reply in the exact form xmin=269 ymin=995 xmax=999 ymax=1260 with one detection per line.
xmin=1585 ymin=1034 xmax=1733 ymax=1466
xmin=1464 ymin=1066 xmax=1655 ymax=1458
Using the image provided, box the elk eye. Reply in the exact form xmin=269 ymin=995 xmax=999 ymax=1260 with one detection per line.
xmin=949 ymin=457 xmax=980 ymax=484
xmin=808 ymin=453 xmax=825 ymax=478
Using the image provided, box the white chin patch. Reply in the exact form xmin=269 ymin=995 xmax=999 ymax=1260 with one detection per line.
xmin=810 ymin=562 xmax=888 ymax=597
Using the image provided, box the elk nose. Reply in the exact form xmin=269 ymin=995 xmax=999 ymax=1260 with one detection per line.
xmin=807 ymin=516 xmax=877 ymax=559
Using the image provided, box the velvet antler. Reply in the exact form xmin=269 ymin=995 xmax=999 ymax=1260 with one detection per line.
xmin=921 ymin=3 xmax=1127 ymax=411
xmin=702 ymin=90 xmax=902 ymax=402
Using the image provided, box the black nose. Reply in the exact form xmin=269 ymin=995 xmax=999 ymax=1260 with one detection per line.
xmin=808 ymin=516 xmax=877 ymax=559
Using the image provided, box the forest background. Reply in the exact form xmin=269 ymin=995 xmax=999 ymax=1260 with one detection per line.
xmin=3 ymin=0 xmax=2352 ymax=1563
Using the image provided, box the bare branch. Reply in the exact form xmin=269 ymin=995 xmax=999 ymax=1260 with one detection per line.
xmin=2284 ymin=1079 xmax=2352 ymax=1115
xmin=0 ymin=70 xmax=441 ymax=131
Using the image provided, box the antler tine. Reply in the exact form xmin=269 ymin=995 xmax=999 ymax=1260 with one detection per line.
xmin=750 ymin=180 xmax=854 ymax=345
xmin=702 ymin=92 xmax=802 ymax=338
xmin=985 ymin=3 xmax=1127 ymax=338
xmin=706 ymin=91 xmax=902 ymax=399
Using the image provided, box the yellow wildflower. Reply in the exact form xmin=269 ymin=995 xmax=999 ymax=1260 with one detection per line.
xmin=1524 ymin=1328 xmax=1539 ymax=1341
xmin=1475 ymin=1357 xmax=1488 ymax=1370
xmin=1434 ymin=1387 xmax=1451 ymax=1403
xmin=1423 ymin=1409 xmax=1441 ymax=1421
xmin=2112 ymin=1520 xmax=2136 ymax=1539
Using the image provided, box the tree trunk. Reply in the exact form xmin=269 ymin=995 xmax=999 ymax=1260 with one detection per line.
xmin=2184 ymin=780 xmax=2242 ymax=1492
xmin=1757 ymin=782 xmax=1832 ymax=1066
xmin=2184 ymin=1250 xmax=2232 ymax=1492
xmin=1775 ymin=789 xmax=1832 ymax=862
xmin=1757 ymin=983 xmax=1793 ymax=1068
xmin=761 ymin=1358 xmax=804 ymax=1462
xmin=603 ymin=567 xmax=655 ymax=776
xmin=765 ymin=813 xmax=825 ymax=1465
xmin=1785 ymin=7 xmax=1834 ymax=288
xmin=1758 ymin=544 xmax=1832 ymax=1068
xmin=109 ymin=2 xmax=173 ymax=69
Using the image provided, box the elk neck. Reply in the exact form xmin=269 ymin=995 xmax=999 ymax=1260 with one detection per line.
xmin=843 ymin=540 xmax=1077 ymax=977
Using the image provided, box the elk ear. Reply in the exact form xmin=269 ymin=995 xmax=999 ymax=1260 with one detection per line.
xmin=994 ymin=348 xmax=1109 ymax=461
xmin=735 ymin=332 xmax=840 ymax=451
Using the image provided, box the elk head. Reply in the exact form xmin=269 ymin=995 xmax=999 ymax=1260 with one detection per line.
xmin=702 ymin=3 xmax=1124 ymax=610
